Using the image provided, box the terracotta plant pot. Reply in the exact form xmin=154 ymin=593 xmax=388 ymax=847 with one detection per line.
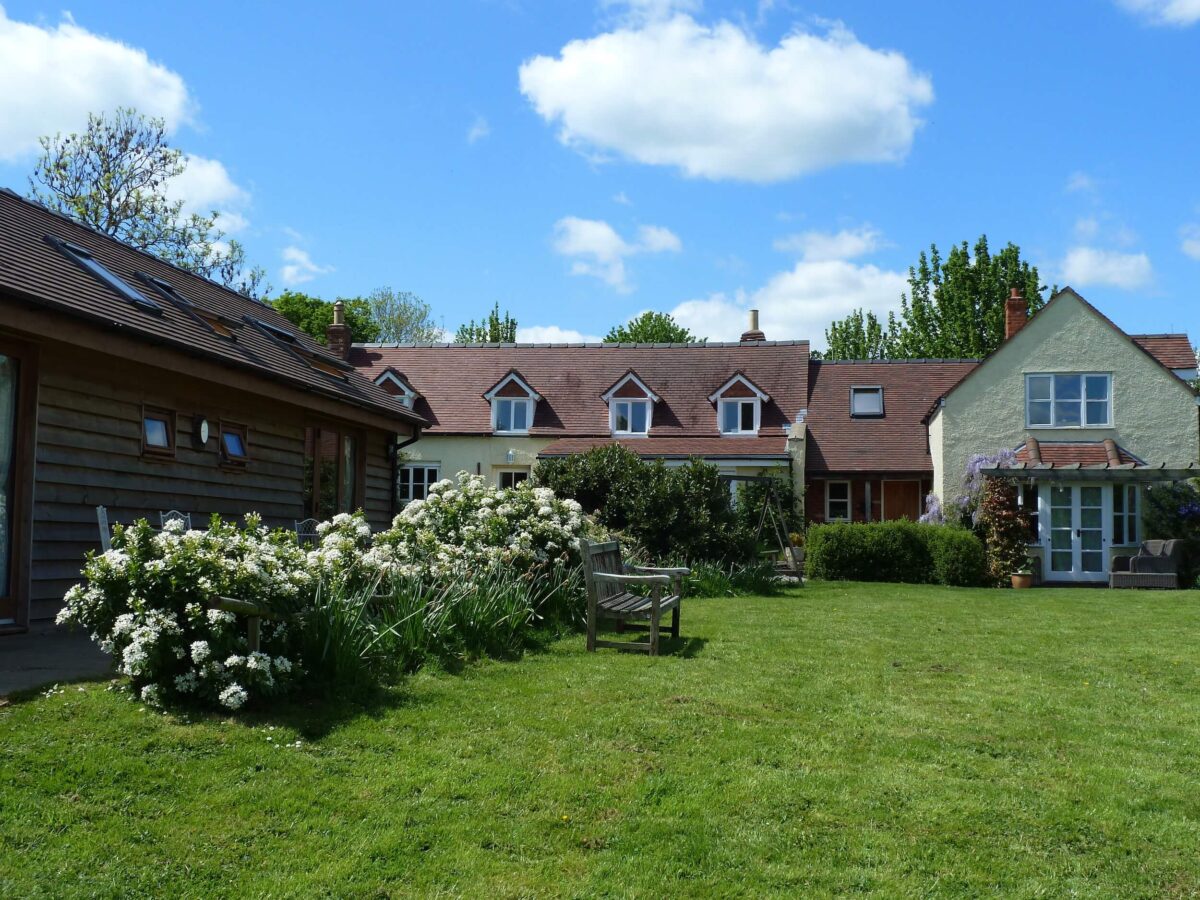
xmin=1011 ymin=573 xmax=1033 ymax=590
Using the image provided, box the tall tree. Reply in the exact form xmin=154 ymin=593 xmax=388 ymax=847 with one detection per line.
xmin=367 ymin=287 xmax=442 ymax=342
xmin=28 ymin=107 xmax=267 ymax=299
xmin=605 ymin=311 xmax=701 ymax=343
xmin=820 ymin=236 xmax=1046 ymax=361
xmin=455 ymin=302 xmax=518 ymax=342
xmin=271 ymin=291 xmax=380 ymax=344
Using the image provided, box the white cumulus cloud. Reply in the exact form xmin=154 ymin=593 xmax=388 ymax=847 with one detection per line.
xmin=773 ymin=226 xmax=882 ymax=261
xmin=552 ymin=216 xmax=682 ymax=292
xmin=280 ymin=246 xmax=333 ymax=286
xmin=165 ymin=154 xmax=251 ymax=233
xmin=1179 ymin=224 xmax=1200 ymax=260
xmin=1061 ymin=246 xmax=1153 ymax=290
xmin=1116 ymin=0 xmax=1200 ymax=25
xmin=0 ymin=7 xmax=193 ymax=161
xmin=519 ymin=15 xmax=932 ymax=182
xmin=516 ymin=324 xmax=604 ymax=343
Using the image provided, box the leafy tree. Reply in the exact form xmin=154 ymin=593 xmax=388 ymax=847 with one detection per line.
xmin=367 ymin=287 xmax=442 ymax=343
xmin=820 ymin=236 xmax=1045 ymax=361
xmin=28 ymin=107 xmax=267 ymax=299
xmin=270 ymin=291 xmax=380 ymax=344
xmin=605 ymin=311 xmax=702 ymax=344
xmin=455 ymin=302 xmax=518 ymax=343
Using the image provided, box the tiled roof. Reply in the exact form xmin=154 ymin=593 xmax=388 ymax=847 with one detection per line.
xmin=1130 ymin=334 xmax=1197 ymax=370
xmin=1013 ymin=438 xmax=1141 ymax=468
xmin=538 ymin=436 xmax=789 ymax=458
xmin=0 ymin=189 xmax=422 ymax=425
xmin=349 ymin=341 xmax=810 ymax=439
xmin=806 ymin=359 xmax=979 ymax=473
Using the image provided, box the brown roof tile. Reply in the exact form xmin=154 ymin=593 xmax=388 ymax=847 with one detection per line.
xmin=349 ymin=341 xmax=810 ymax=439
xmin=1014 ymin=440 xmax=1141 ymax=467
xmin=0 ymin=189 xmax=421 ymax=425
xmin=1130 ymin=334 xmax=1197 ymax=370
xmin=806 ymin=359 xmax=979 ymax=474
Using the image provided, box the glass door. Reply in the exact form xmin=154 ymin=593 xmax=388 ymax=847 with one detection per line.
xmin=0 ymin=352 xmax=18 ymax=621
xmin=1044 ymin=483 xmax=1109 ymax=582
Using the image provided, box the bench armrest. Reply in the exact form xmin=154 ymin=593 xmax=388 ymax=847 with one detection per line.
xmin=593 ymin=572 xmax=672 ymax=586
xmin=627 ymin=565 xmax=691 ymax=576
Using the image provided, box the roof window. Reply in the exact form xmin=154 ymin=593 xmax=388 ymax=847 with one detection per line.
xmin=46 ymin=236 xmax=162 ymax=314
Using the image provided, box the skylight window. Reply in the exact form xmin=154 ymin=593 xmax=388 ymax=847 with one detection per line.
xmin=46 ymin=236 xmax=162 ymax=314
xmin=135 ymin=271 xmax=238 ymax=339
xmin=850 ymin=386 xmax=884 ymax=417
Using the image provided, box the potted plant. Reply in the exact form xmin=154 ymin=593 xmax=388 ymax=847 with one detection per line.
xmin=1011 ymin=559 xmax=1034 ymax=590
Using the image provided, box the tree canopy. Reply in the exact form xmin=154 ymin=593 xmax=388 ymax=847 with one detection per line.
xmin=455 ymin=303 xmax=518 ymax=343
xmin=819 ymin=236 xmax=1046 ymax=361
xmin=605 ymin=311 xmax=701 ymax=344
xmin=366 ymin=287 xmax=443 ymax=343
xmin=28 ymin=107 xmax=267 ymax=299
xmin=270 ymin=291 xmax=380 ymax=344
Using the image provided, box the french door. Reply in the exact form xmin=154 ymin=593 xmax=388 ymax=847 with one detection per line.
xmin=1044 ymin=483 xmax=1109 ymax=582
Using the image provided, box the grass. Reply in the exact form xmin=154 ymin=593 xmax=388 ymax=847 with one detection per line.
xmin=4 ymin=581 xmax=1200 ymax=897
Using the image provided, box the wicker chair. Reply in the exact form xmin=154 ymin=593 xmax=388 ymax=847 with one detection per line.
xmin=1110 ymin=540 xmax=1184 ymax=589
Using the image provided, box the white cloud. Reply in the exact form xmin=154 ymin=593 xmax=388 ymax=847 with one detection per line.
xmin=467 ymin=115 xmax=490 ymax=144
xmin=773 ymin=226 xmax=882 ymax=261
xmin=165 ymin=154 xmax=250 ymax=233
xmin=670 ymin=258 xmax=907 ymax=346
xmin=516 ymin=324 xmax=604 ymax=343
xmin=552 ymin=216 xmax=682 ymax=292
xmin=1073 ymin=216 xmax=1100 ymax=240
xmin=1116 ymin=0 xmax=1200 ymax=25
xmin=1180 ymin=224 xmax=1200 ymax=260
xmin=1061 ymin=246 xmax=1153 ymax=290
xmin=519 ymin=15 xmax=932 ymax=182
xmin=1065 ymin=171 xmax=1097 ymax=193
xmin=280 ymin=246 xmax=333 ymax=286
xmin=0 ymin=7 xmax=192 ymax=161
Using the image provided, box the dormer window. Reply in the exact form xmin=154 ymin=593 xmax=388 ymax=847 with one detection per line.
xmin=850 ymin=385 xmax=884 ymax=417
xmin=484 ymin=370 xmax=540 ymax=435
xmin=708 ymin=373 xmax=768 ymax=436
xmin=601 ymin=370 xmax=659 ymax=437
xmin=374 ymin=369 xmax=420 ymax=409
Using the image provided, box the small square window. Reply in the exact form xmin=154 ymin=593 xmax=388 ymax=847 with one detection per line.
xmin=612 ymin=399 xmax=650 ymax=435
xmin=719 ymin=399 xmax=758 ymax=434
xmin=850 ymin=386 xmax=884 ymax=417
xmin=826 ymin=481 xmax=851 ymax=522
xmin=141 ymin=407 xmax=175 ymax=457
xmin=499 ymin=469 xmax=529 ymax=489
xmin=493 ymin=398 xmax=532 ymax=433
xmin=220 ymin=423 xmax=249 ymax=464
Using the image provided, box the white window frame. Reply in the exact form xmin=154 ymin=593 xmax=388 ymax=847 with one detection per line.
xmin=825 ymin=481 xmax=851 ymax=522
xmin=850 ymin=385 xmax=884 ymax=418
xmin=491 ymin=397 xmax=534 ymax=435
xmin=374 ymin=370 xmax=419 ymax=409
xmin=1112 ymin=484 xmax=1140 ymax=547
xmin=1025 ymin=373 xmax=1112 ymax=429
xmin=610 ymin=398 xmax=652 ymax=436
xmin=497 ymin=468 xmax=530 ymax=489
xmin=398 ymin=463 xmax=440 ymax=505
xmin=718 ymin=398 xmax=760 ymax=436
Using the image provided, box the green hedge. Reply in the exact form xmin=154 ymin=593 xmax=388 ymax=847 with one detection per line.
xmin=805 ymin=521 xmax=986 ymax=587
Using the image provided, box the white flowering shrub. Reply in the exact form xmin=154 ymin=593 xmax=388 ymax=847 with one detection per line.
xmin=57 ymin=515 xmax=306 ymax=710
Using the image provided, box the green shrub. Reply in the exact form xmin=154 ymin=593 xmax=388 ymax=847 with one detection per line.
xmin=1143 ymin=480 xmax=1200 ymax=585
xmin=684 ymin=560 xmax=782 ymax=597
xmin=977 ymin=478 xmax=1032 ymax=586
xmin=535 ymin=446 xmax=754 ymax=564
xmin=805 ymin=521 xmax=985 ymax=587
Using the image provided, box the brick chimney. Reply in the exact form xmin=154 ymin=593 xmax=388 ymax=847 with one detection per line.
xmin=326 ymin=300 xmax=352 ymax=359
xmin=1005 ymin=288 xmax=1028 ymax=340
xmin=740 ymin=308 xmax=766 ymax=342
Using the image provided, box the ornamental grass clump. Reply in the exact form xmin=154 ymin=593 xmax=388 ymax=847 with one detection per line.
xmin=57 ymin=515 xmax=307 ymax=710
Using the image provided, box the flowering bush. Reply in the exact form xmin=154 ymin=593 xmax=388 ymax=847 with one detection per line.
xmin=57 ymin=515 xmax=306 ymax=709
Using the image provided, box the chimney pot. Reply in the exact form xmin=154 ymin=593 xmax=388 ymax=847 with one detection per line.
xmin=326 ymin=300 xmax=352 ymax=359
xmin=333 ymin=300 xmax=345 ymax=326
xmin=740 ymin=308 xmax=766 ymax=343
xmin=1005 ymin=288 xmax=1028 ymax=341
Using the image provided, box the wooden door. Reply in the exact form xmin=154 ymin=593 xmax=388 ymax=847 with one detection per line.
xmin=881 ymin=480 xmax=921 ymax=522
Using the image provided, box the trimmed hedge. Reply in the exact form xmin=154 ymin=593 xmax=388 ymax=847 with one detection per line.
xmin=805 ymin=521 xmax=986 ymax=587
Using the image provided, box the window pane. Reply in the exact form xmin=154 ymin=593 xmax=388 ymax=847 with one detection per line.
xmin=398 ymin=467 xmax=411 ymax=499
xmin=614 ymin=402 xmax=630 ymax=432
xmin=1054 ymin=400 xmax=1082 ymax=426
xmin=512 ymin=401 xmax=528 ymax=431
xmin=1055 ymin=374 xmax=1082 ymax=401
xmin=495 ymin=400 xmax=512 ymax=431
xmin=512 ymin=471 xmax=528 ymax=484
xmin=1028 ymin=401 xmax=1052 ymax=426
xmin=144 ymin=417 xmax=170 ymax=448
xmin=630 ymin=402 xmax=648 ymax=433
xmin=721 ymin=402 xmax=739 ymax=433
xmin=828 ymin=501 xmax=849 ymax=520
xmin=829 ymin=482 xmax=849 ymax=501
xmin=1027 ymin=375 xmax=1052 ymax=401
xmin=1085 ymin=375 xmax=1109 ymax=400
xmin=1085 ymin=401 xmax=1109 ymax=425
xmin=222 ymin=430 xmax=246 ymax=458
xmin=851 ymin=388 xmax=882 ymax=415
xmin=739 ymin=401 xmax=755 ymax=431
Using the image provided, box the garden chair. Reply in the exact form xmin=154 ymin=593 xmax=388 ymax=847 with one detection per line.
xmin=294 ymin=518 xmax=321 ymax=548
xmin=1110 ymin=539 xmax=1184 ymax=589
xmin=580 ymin=538 xmax=689 ymax=656
xmin=159 ymin=510 xmax=192 ymax=530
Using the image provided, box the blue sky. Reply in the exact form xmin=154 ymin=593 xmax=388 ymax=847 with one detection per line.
xmin=1 ymin=0 xmax=1198 ymax=348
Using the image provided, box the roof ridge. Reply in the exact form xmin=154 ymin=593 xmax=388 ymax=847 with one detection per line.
xmin=354 ymin=340 xmax=811 ymax=349
xmin=812 ymin=357 xmax=981 ymax=365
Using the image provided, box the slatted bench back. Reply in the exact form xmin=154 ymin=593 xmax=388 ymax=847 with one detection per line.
xmin=581 ymin=539 xmax=626 ymax=604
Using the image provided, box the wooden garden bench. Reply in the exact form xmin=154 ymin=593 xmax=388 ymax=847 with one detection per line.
xmin=580 ymin=539 xmax=689 ymax=656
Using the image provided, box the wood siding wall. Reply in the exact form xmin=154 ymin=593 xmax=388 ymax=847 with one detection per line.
xmin=805 ymin=477 xmax=932 ymax=526
xmin=29 ymin=350 xmax=396 ymax=622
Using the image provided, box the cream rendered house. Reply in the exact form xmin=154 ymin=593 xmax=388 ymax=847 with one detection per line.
xmin=928 ymin=288 xmax=1199 ymax=583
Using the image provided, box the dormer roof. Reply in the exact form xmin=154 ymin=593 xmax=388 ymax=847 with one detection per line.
xmin=707 ymin=371 xmax=769 ymax=403
xmin=601 ymin=369 xmax=660 ymax=403
xmin=483 ymin=369 xmax=542 ymax=401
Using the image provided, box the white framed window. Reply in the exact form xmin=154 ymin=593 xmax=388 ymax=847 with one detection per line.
xmin=611 ymin=399 xmax=651 ymax=435
xmin=826 ymin=481 xmax=851 ymax=522
xmin=497 ymin=468 xmax=529 ymax=489
xmin=1025 ymin=373 xmax=1111 ymax=428
xmin=1112 ymin=484 xmax=1140 ymax=546
xmin=850 ymin=385 xmax=884 ymax=417
xmin=398 ymin=464 xmax=440 ymax=505
xmin=492 ymin=397 xmax=533 ymax=434
xmin=719 ymin=398 xmax=759 ymax=435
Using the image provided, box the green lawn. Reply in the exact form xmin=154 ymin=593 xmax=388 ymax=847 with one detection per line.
xmin=4 ymin=582 xmax=1200 ymax=898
